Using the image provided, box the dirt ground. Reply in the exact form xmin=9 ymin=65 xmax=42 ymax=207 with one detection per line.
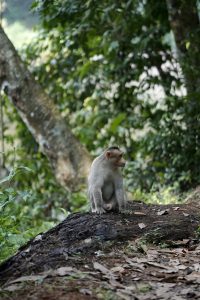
xmin=0 ymin=201 xmax=200 ymax=299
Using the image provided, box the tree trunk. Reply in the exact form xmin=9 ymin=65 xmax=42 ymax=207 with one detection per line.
xmin=0 ymin=26 xmax=91 ymax=189
xmin=166 ymin=0 xmax=200 ymax=94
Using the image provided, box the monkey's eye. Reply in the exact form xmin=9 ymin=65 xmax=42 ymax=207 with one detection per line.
xmin=119 ymin=153 xmax=123 ymax=158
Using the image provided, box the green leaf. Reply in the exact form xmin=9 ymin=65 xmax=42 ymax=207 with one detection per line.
xmin=17 ymin=166 xmax=33 ymax=173
xmin=59 ymin=208 xmax=68 ymax=216
xmin=0 ymin=170 xmax=15 ymax=185
xmin=109 ymin=41 xmax=119 ymax=52
xmin=185 ymin=41 xmax=190 ymax=50
xmin=109 ymin=113 xmax=126 ymax=133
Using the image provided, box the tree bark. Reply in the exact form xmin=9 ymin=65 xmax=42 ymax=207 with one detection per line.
xmin=166 ymin=0 xmax=200 ymax=94
xmin=0 ymin=26 xmax=91 ymax=189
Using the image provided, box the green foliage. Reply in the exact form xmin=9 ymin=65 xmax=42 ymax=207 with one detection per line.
xmin=0 ymin=95 xmax=88 ymax=262
xmin=131 ymin=186 xmax=180 ymax=205
xmin=1 ymin=0 xmax=200 ymax=262
xmin=24 ymin=0 xmax=200 ymax=191
xmin=0 ymin=167 xmax=54 ymax=263
xmin=0 ymin=152 xmax=88 ymax=262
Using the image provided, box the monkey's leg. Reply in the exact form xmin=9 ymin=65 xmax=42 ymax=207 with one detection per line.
xmin=88 ymin=190 xmax=95 ymax=212
xmin=92 ymin=189 xmax=106 ymax=214
xmin=115 ymin=188 xmax=126 ymax=212
xmin=90 ymin=195 xmax=96 ymax=211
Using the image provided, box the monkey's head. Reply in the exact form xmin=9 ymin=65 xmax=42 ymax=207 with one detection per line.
xmin=105 ymin=146 xmax=126 ymax=168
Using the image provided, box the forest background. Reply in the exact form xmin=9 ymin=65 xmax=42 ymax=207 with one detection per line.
xmin=0 ymin=0 xmax=199 ymax=263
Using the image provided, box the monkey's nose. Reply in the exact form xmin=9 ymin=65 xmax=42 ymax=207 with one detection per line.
xmin=120 ymin=161 xmax=126 ymax=167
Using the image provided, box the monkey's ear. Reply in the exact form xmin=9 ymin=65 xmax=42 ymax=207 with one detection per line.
xmin=106 ymin=151 xmax=111 ymax=159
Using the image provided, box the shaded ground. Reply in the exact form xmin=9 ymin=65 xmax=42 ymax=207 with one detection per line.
xmin=0 ymin=201 xmax=200 ymax=299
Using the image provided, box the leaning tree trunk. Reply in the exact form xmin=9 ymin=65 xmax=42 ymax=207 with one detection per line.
xmin=0 ymin=26 xmax=91 ymax=189
xmin=166 ymin=0 xmax=200 ymax=94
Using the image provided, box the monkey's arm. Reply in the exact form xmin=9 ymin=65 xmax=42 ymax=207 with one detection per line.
xmin=92 ymin=187 xmax=106 ymax=214
xmin=88 ymin=166 xmax=106 ymax=214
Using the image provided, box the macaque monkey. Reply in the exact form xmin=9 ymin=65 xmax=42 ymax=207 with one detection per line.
xmin=88 ymin=146 xmax=126 ymax=214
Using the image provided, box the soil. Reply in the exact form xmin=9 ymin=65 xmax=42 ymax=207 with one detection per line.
xmin=0 ymin=201 xmax=200 ymax=300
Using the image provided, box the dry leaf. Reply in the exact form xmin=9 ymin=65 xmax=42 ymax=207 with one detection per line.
xmin=185 ymin=272 xmax=200 ymax=283
xmin=193 ymin=263 xmax=200 ymax=272
xmin=53 ymin=266 xmax=74 ymax=276
xmin=138 ymin=223 xmax=146 ymax=229
xmin=79 ymin=288 xmax=92 ymax=295
xmin=134 ymin=211 xmax=146 ymax=216
xmin=124 ymin=256 xmax=145 ymax=271
xmin=131 ymin=277 xmax=141 ymax=281
xmin=3 ymin=284 xmax=22 ymax=292
xmin=110 ymin=266 xmax=125 ymax=273
xmin=147 ymin=249 xmax=159 ymax=260
xmin=183 ymin=213 xmax=189 ymax=217
xmin=157 ymin=209 xmax=169 ymax=216
xmin=34 ymin=234 xmax=42 ymax=242
xmin=173 ymin=207 xmax=180 ymax=211
xmin=93 ymin=262 xmax=111 ymax=275
xmin=170 ymin=239 xmax=190 ymax=247
xmin=146 ymin=261 xmax=174 ymax=270
xmin=9 ymin=275 xmax=46 ymax=284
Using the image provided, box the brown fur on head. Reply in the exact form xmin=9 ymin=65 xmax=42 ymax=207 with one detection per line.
xmin=105 ymin=147 xmax=126 ymax=167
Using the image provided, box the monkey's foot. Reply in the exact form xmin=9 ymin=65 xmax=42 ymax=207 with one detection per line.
xmin=92 ymin=207 xmax=106 ymax=214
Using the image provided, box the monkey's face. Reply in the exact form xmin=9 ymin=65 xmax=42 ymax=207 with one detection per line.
xmin=106 ymin=149 xmax=126 ymax=168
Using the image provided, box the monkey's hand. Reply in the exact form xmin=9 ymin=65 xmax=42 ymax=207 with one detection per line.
xmin=92 ymin=207 xmax=106 ymax=214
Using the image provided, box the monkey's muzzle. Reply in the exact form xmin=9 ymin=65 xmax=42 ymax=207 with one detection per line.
xmin=117 ymin=160 xmax=126 ymax=167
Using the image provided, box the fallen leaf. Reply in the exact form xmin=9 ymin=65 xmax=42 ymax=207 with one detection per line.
xmin=170 ymin=239 xmax=190 ymax=247
xmin=110 ymin=266 xmax=125 ymax=273
xmin=183 ymin=213 xmax=189 ymax=217
xmin=168 ymin=259 xmax=180 ymax=266
xmin=134 ymin=211 xmax=146 ymax=216
xmin=131 ymin=277 xmax=141 ymax=281
xmin=157 ymin=209 xmax=169 ymax=216
xmin=173 ymin=207 xmax=180 ymax=211
xmin=94 ymin=250 xmax=105 ymax=257
xmin=116 ymin=290 xmax=133 ymax=300
xmin=157 ymin=249 xmax=175 ymax=254
xmin=138 ymin=223 xmax=146 ymax=229
xmin=158 ymin=268 xmax=178 ymax=274
xmin=3 ymin=284 xmax=22 ymax=292
xmin=180 ymin=288 xmax=197 ymax=296
xmin=147 ymin=249 xmax=159 ymax=260
xmin=185 ymin=271 xmax=200 ymax=283
xmin=177 ymin=264 xmax=188 ymax=270
xmin=136 ymin=257 xmax=148 ymax=264
xmin=109 ymin=278 xmax=124 ymax=288
xmin=79 ymin=288 xmax=92 ymax=295
xmin=193 ymin=263 xmax=200 ymax=272
xmin=124 ymin=256 xmax=145 ymax=271
xmin=9 ymin=275 xmax=46 ymax=284
xmin=146 ymin=261 xmax=175 ymax=270
xmin=173 ymin=248 xmax=188 ymax=255
xmin=53 ymin=266 xmax=74 ymax=276
xmin=93 ymin=262 xmax=111 ymax=275
xmin=153 ymin=221 xmax=165 ymax=223
xmin=34 ymin=234 xmax=42 ymax=242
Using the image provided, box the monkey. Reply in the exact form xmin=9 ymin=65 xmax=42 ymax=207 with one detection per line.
xmin=88 ymin=146 xmax=126 ymax=214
